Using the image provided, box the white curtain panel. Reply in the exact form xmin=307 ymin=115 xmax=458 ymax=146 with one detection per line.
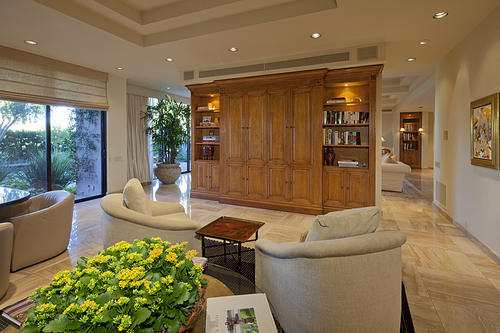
xmin=126 ymin=94 xmax=151 ymax=182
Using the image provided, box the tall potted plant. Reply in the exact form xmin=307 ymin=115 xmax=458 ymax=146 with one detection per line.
xmin=144 ymin=97 xmax=191 ymax=184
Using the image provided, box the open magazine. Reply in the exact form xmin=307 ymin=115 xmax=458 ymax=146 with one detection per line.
xmin=206 ymin=293 xmax=278 ymax=333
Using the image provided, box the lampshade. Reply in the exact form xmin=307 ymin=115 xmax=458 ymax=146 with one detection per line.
xmin=381 ymin=137 xmax=385 ymax=142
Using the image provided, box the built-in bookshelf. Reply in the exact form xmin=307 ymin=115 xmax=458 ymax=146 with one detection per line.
xmin=399 ymin=112 xmax=422 ymax=168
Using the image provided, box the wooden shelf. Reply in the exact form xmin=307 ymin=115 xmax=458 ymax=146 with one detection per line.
xmin=195 ymin=109 xmax=220 ymax=112
xmin=196 ymin=142 xmax=220 ymax=145
xmin=324 ymin=101 xmax=369 ymax=106
xmin=195 ymin=126 xmax=219 ymax=129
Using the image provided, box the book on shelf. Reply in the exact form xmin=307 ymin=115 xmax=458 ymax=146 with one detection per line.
xmin=326 ymin=97 xmax=347 ymax=104
xmin=206 ymin=293 xmax=278 ymax=333
xmin=323 ymin=130 xmax=361 ymax=145
xmin=323 ymin=111 xmax=369 ymax=124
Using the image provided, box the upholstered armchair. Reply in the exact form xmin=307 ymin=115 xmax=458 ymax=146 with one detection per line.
xmin=5 ymin=190 xmax=74 ymax=272
xmin=0 ymin=222 xmax=13 ymax=299
xmin=100 ymin=178 xmax=201 ymax=252
xmin=255 ymin=207 xmax=407 ymax=333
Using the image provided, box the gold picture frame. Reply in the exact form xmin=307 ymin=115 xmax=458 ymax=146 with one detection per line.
xmin=470 ymin=93 xmax=499 ymax=169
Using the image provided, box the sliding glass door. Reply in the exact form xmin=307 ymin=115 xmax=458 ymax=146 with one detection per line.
xmin=0 ymin=100 xmax=106 ymax=202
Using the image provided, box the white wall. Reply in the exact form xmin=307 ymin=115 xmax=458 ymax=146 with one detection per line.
xmin=382 ymin=112 xmax=395 ymax=153
xmin=126 ymin=84 xmax=190 ymax=104
xmin=106 ymin=74 xmax=128 ymax=192
xmin=435 ymin=5 xmax=500 ymax=255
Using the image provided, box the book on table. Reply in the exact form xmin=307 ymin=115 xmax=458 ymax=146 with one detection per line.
xmin=206 ymin=293 xmax=278 ymax=333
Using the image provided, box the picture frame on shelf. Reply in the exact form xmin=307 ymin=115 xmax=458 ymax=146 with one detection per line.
xmin=203 ymin=116 xmax=212 ymax=123
xmin=470 ymin=93 xmax=499 ymax=169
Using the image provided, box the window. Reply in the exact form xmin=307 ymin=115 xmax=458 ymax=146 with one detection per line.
xmin=0 ymin=100 xmax=106 ymax=202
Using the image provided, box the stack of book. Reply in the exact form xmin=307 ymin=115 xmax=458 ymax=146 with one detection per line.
xmin=325 ymin=97 xmax=346 ymax=104
xmin=202 ymin=135 xmax=220 ymax=143
xmin=338 ymin=157 xmax=359 ymax=167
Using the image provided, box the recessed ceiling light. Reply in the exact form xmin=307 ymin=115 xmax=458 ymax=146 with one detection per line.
xmin=344 ymin=84 xmax=349 ymax=87
xmin=24 ymin=40 xmax=37 ymax=45
xmin=417 ymin=39 xmax=430 ymax=45
xmin=433 ymin=12 xmax=448 ymax=19
xmin=310 ymin=33 xmax=321 ymax=39
xmin=166 ymin=87 xmax=171 ymax=90
xmin=166 ymin=58 xmax=174 ymax=62
xmin=406 ymin=57 xmax=417 ymax=62
xmin=115 ymin=67 xmax=124 ymax=70
xmin=229 ymin=47 xmax=238 ymax=52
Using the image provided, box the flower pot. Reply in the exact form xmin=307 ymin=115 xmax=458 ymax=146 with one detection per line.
xmin=155 ymin=163 xmax=181 ymax=184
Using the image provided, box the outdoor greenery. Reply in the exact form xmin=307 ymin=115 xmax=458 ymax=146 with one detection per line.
xmin=20 ymin=238 xmax=208 ymax=333
xmin=0 ymin=103 xmax=101 ymax=196
xmin=144 ymin=97 xmax=191 ymax=165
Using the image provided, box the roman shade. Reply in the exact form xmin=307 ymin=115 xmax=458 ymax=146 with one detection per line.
xmin=0 ymin=45 xmax=108 ymax=110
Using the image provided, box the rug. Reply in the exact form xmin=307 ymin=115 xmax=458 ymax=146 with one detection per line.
xmin=204 ymin=239 xmax=415 ymax=333
xmin=382 ymin=179 xmax=428 ymax=200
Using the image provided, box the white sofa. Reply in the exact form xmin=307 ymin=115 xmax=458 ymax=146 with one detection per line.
xmin=381 ymin=154 xmax=411 ymax=192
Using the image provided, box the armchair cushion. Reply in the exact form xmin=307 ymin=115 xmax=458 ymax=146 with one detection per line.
xmin=123 ymin=178 xmax=152 ymax=216
xmin=305 ymin=206 xmax=381 ymax=242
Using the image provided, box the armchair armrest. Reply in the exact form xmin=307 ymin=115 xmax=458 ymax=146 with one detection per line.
xmin=148 ymin=200 xmax=186 ymax=216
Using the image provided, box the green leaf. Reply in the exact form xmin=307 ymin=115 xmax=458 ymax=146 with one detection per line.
xmin=18 ymin=324 xmax=41 ymax=333
xmin=108 ymin=278 xmax=119 ymax=287
xmin=79 ymin=276 xmax=91 ymax=285
xmin=152 ymin=316 xmax=164 ymax=332
xmin=137 ymin=328 xmax=154 ymax=333
xmin=98 ymin=310 xmax=112 ymax=323
xmin=132 ymin=307 xmax=151 ymax=327
xmin=175 ymin=287 xmax=190 ymax=305
xmin=66 ymin=320 xmax=80 ymax=330
xmin=92 ymin=327 xmax=107 ymax=333
xmin=165 ymin=317 xmax=181 ymax=333
xmin=96 ymin=291 xmax=112 ymax=305
xmin=42 ymin=314 xmax=70 ymax=332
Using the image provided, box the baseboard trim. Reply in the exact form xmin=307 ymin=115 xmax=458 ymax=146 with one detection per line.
xmin=432 ymin=202 xmax=500 ymax=266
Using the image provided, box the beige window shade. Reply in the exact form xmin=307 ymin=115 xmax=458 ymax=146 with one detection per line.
xmin=0 ymin=53 xmax=108 ymax=110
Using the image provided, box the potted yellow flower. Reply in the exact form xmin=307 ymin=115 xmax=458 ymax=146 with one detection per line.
xmin=20 ymin=238 xmax=208 ymax=333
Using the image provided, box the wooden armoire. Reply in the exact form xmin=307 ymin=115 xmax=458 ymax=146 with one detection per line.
xmin=187 ymin=64 xmax=383 ymax=215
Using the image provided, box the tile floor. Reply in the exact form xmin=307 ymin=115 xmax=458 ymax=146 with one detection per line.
xmin=1 ymin=169 xmax=500 ymax=332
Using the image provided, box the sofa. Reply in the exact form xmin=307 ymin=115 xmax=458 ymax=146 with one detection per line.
xmin=0 ymin=222 xmax=13 ymax=299
xmin=101 ymin=178 xmax=202 ymax=252
xmin=381 ymin=153 xmax=411 ymax=192
xmin=255 ymin=207 xmax=407 ymax=333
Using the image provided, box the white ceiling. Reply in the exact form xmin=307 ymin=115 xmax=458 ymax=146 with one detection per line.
xmin=1 ymin=0 xmax=499 ymax=112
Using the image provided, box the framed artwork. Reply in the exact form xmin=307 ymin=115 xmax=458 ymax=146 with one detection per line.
xmin=203 ymin=116 xmax=211 ymax=123
xmin=470 ymin=93 xmax=499 ymax=169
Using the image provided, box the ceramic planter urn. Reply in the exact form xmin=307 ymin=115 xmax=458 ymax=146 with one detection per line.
xmin=155 ymin=163 xmax=181 ymax=184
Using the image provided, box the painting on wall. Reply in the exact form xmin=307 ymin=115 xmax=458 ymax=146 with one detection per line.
xmin=470 ymin=93 xmax=499 ymax=169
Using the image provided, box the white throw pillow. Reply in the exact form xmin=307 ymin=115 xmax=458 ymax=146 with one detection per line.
xmin=122 ymin=178 xmax=152 ymax=216
xmin=305 ymin=206 xmax=381 ymax=242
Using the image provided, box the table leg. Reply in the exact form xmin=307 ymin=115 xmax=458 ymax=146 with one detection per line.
xmin=224 ymin=240 xmax=227 ymax=261
xmin=201 ymin=236 xmax=206 ymax=257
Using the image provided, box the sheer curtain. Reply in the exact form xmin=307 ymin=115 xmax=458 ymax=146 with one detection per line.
xmin=127 ymin=94 xmax=151 ymax=182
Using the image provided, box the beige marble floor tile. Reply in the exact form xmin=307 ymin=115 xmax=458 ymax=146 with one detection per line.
xmin=432 ymin=299 xmax=491 ymax=333
xmin=406 ymin=296 xmax=445 ymax=333
xmin=450 ymin=235 xmax=489 ymax=256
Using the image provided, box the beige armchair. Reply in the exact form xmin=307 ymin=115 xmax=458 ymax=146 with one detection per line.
xmin=255 ymin=207 xmax=407 ymax=333
xmin=0 ymin=222 xmax=13 ymax=299
xmin=6 ymin=190 xmax=74 ymax=272
xmin=101 ymin=179 xmax=201 ymax=252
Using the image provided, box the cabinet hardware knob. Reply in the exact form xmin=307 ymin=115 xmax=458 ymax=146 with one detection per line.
xmin=246 ymin=178 xmax=248 ymax=180
xmin=242 ymin=178 xmax=245 ymax=180
xmin=347 ymin=187 xmax=350 ymax=189
xmin=341 ymin=186 xmax=344 ymax=189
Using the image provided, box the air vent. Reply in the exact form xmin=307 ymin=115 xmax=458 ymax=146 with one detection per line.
xmin=436 ymin=181 xmax=446 ymax=207
xmin=183 ymin=71 xmax=195 ymax=81
xmin=198 ymin=51 xmax=350 ymax=79
xmin=382 ymin=109 xmax=392 ymax=113
xmin=357 ymin=46 xmax=378 ymax=61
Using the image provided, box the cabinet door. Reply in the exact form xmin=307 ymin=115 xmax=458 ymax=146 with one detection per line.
xmin=289 ymin=166 xmax=313 ymax=204
xmin=193 ymin=161 xmax=208 ymax=191
xmin=323 ymin=168 xmax=344 ymax=207
xmin=267 ymin=91 xmax=287 ymax=165
xmin=289 ymin=88 xmax=313 ymax=165
xmin=267 ymin=165 xmax=287 ymax=202
xmin=345 ymin=169 xmax=368 ymax=208
xmin=226 ymin=163 xmax=245 ymax=197
xmin=246 ymin=92 xmax=267 ymax=164
xmin=208 ymin=163 xmax=220 ymax=192
xmin=226 ymin=94 xmax=245 ymax=163
xmin=246 ymin=164 xmax=266 ymax=200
